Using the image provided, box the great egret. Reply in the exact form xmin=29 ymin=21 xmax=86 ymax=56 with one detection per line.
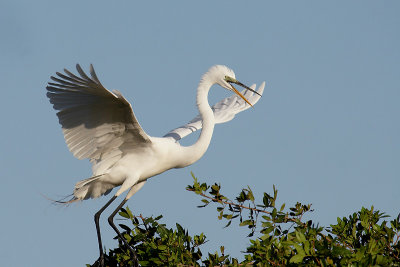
xmin=46 ymin=64 xmax=264 ymax=266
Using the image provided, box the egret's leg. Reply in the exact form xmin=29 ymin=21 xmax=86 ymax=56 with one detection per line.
xmin=108 ymin=198 xmax=129 ymax=239
xmin=108 ymin=197 xmax=141 ymax=267
xmin=107 ymin=181 xmax=146 ymax=266
xmin=94 ymin=195 xmax=117 ymax=267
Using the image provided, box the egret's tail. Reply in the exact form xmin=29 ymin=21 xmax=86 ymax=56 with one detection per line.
xmin=48 ymin=174 xmax=116 ymax=205
xmin=73 ymin=174 xmax=115 ymax=200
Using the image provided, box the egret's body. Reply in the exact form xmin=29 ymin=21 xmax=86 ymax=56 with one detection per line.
xmin=46 ymin=64 xmax=264 ymax=266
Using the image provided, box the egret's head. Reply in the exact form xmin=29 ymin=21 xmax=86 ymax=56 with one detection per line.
xmin=204 ymin=65 xmax=261 ymax=107
xmin=206 ymin=65 xmax=236 ymax=90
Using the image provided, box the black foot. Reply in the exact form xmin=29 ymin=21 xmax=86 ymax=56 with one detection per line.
xmin=131 ymin=250 xmax=139 ymax=267
xmin=91 ymin=254 xmax=118 ymax=267
xmin=92 ymin=255 xmax=104 ymax=267
xmin=121 ymin=241 xmax=139 ymax=267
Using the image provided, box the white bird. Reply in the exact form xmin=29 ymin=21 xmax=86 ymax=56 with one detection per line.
xmin=46 ymin=64 xmax=264 ymax=266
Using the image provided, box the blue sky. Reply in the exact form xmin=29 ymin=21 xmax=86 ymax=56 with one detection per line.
xmin=1 ymin=1 xmax=399 ymax=266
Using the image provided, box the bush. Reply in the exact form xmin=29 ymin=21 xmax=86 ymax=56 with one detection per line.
xmin=89 ymin=173 xmax=400 ymax=266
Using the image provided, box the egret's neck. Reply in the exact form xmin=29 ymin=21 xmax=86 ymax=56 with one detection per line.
xmin=179 ymin=80 xmax=215 ymax=166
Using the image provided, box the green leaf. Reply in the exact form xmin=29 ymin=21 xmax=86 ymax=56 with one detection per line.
xmin=224 ymin=220 xmax=232 ymax=228
xmin=119 ymin=224 xmax=131 ymax=233
xmin=211 ymin=184 xmax=220 ymax=192
xmin=263 ymin=193 xmax=271 ymax=207
xmin=261 ymin=226 xmax=274 ymax=236
xmin=280 ymin=203 xmax=286 ymax=212
xmin=290 ymin=254 xmax=305 ymax=263
xmin=304 ymin=240 xmax=310 ymax=255
xmin=119 ymin=211 xmax=130 ymax=219
xmin=293 ymin=243 xmax=305 ymax=255
xmin=295 ymin=231 xmax=306 ymax=243
xmin=158 ymin=245 xmax=167 ymax=251
xmin=223 ymin=214 xmax=232 ymax=219
xmin=247 ymin=187 xmax=255 ymax=202
xmin=126 ymin=207 xmax=134 ymax=218
xmin=176 ymin=223 xmax=184 ymax=233
xmin=201 ymin=199 xmax=209 ymax=204
xmin=271 ymin=208 xmax=277 ymax=219
xmin=239 ymin=220 xmax=253 ymax=226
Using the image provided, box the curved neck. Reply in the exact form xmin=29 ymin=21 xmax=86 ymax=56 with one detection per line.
xmin=179 ymin=79 xmax=215 ymax=166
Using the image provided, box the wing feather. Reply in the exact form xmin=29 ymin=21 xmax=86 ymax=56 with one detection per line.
xmin=47 ymin=64 xmax=151 ymax=174
xmin=164 ymin=82 xmax=265 ymax=141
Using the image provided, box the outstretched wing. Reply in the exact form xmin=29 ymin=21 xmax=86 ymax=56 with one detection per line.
xmin=164 ymin=82 xmax=265 ymax=141
xmin=46 ymin=64 xmax=151 ymax=174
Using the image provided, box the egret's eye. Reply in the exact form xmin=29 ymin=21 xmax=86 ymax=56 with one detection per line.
xmin=224 ymin=76 xmax=234 ymax=83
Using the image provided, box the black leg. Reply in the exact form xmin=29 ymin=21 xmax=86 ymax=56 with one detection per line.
xmin=108 ymin=198 xmax=139 ymax=267
xmin=94 ymin=195 xmax=117 ymax=267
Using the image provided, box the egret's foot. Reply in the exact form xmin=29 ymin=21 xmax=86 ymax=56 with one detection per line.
xmin=131 ymin=249 xmax=139 ymax=267
xmin=120 ymin=239 xmax=139 ymax=267
xmin=92 ymin=254 xmax=117 ymax=267
xmin=92 ymin=255 xmax=104 ymax=267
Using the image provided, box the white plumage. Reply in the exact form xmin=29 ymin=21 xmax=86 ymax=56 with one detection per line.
xmin=46 ymin=64 xmax=264 ymax=266
xmin=47 ymin=64 xmax=264 ymax=200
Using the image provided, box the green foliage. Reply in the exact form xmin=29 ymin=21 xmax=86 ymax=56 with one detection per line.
xmin=105 ymin=210 xmax=205 ymax=266
xmin=90 ymin=173 xmax=400 ymax=266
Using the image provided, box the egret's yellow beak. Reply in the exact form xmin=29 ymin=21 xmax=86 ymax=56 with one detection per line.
xmin=224 ymin=76 xmax=261 ymax=107
xmin=230 ymin=84 xmax=253 ymax=107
